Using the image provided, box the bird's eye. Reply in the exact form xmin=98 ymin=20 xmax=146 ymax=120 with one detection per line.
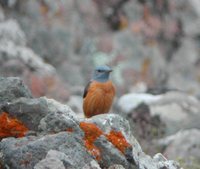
xmin=97 ymin=70 xmax=103 ymax=73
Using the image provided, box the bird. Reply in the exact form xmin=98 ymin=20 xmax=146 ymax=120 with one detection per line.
xmin=83 ymin=65 xmax=115 ymax=118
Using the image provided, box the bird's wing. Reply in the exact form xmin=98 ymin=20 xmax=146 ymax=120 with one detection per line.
xmin=83 ymin=80 xmax=92 ymax=98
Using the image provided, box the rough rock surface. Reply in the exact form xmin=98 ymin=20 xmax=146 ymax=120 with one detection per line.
xmin=0 ymin=132 xmax=93 ymax=169
xmin=117 ymin=93 xmax=162 ymax=114
xmin=2 ymin=97 xmax=79 ymax=132
xmin=67 ymin=95 xmax=83 ymax=116
xmin=0 ymin=15 xmax=69 ymax=101
xmin=94 ymin=135 xmax=131 ymax=168
xmin=118 ymin=91 xmax=200 ymax=135
xmin=150 ymin=91 xmax=200 ymax=134
xmin=0 ymin=77 xmax=32 ymax=105
xmin=159 ymin=129 xmax=200 ymax=160
xmin=0 ymin=1 xmax=199 ymax=168
xmin=0 ymin=20 xmax=55 ymax=75
xmin=0 ymin=77 xmax=181 ymax=169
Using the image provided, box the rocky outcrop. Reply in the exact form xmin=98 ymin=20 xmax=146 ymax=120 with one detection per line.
xmin=118 ymin=91 xmax=200 ymax=135
xmin=0 ymin=13 xmax=69 ymax=101
xmin=159 ymin=129 xmax=200 ymax=160
xmin=157 ymin=129 xmax=200 ymax=168
xmin=0 ymin=77 xmax=181 ymax=169
xmin=0 ymin=77 xmax=32 ymax=105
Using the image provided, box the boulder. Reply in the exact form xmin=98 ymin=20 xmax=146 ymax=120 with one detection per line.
xmin=117 ymin=93 xmax=161 ymax=114
xmin=159 ymin=129 xmax=200 ymax=160
xmin=167 ymin=38 xmax=200 ymax=96
xmin=0 ymin=18 xmax=69 ymax=101
xmin=118 ymin=91 xmax=200 ymax=135
xmin=0 ymin=109 xmax=181 ymax=169
xmin=83 ymin=114 xmax=180 ymax=169
xmin=0 ymin=77 xmax=32 ymax=105
xmin=2 ymin=97 xmax=79 ymax=133
xmin=34 ymin=150 xmax=66 ymax=169
xmin=67 ymin=95 xmax=83 ymax=116
xmin=0 ymin=132 xmax=93 ymax=169
xmin=0 ymin=19 xmax=26 ymax=46
xmin=94 ymin=136 xmax=132 ymax=168
xmin=150 ymin=91 xmax=200 ymax=134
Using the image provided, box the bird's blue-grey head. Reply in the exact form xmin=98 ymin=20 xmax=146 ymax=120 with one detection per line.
xmin=92 ymin=65 xmax=113 ymax=82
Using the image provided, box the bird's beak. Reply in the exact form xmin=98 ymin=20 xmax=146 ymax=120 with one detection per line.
xmin=108 ymin=69 xmax=112 ymax=73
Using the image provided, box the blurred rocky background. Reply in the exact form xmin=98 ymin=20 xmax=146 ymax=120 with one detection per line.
xmin=0 ymin=0 xmax=200 ymax=168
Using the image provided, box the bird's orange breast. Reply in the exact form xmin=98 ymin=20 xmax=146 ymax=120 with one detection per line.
xmin=83 ymin=80 xmax=115 ymax=118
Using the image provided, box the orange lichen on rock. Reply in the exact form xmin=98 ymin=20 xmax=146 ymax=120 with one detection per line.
xmin=106 ymin=130 xmax=132 ymax=154
xmin=79 ymin=122 xmax=103 ymax=160
xmin=80 ymin=122 xmax=132 ymax=160
xmin=0 ymin=112 xmax=29 ymax=139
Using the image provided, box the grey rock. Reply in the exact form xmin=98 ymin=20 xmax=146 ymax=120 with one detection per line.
xmin=0 ymin=108 xmax=181 ymax=169
xmin=149 ymin=91 xmax=200 ymax=134
xmin=34 ymin=151 xmax=65 ymax=169
xmin=172 ymin=0 xmax=200 ymax=35
xmin=117 ymin=93 xmax=161 ymax=114
xmin=167 ymin=38 xmax=200 ymax=96
xmin=118 ymin=90 xmax=200 ymax=135
xmin=38 ymin=111 xmax=81 ymax=134
xmin=0 ymin=19 xmax=55 ymax=76
xmin=159 ymin=129 xmax=200 ymax=161
xmin=2 ymin=97 xmax=50 ymax=130
xmin=112 ymin=30 xmax=167 ymax=87
xmin=189 ymin=0 xmax=200 ymax=17
xmin=0 ymin=77 xmax=32 ymax=105
xmin=84 ymin=114 xmax=180 ymax=169
xmin=123 ymin=1 xmax=141 ymax=22
xmin=94 ymin=136 xmax=131 ymax=169
xmin=153 ymin=153 xmax=181 ymax=169
xmin=0 ymin=132 xmax=93 ymax=169
xmin=0 ymin=6 xmax=5 ymax=21
xmin=25 ymin=26 xmax=73 ymax=67
xmin=0 ymin=41 xmax=55 ymax=76
xmin=90 ymin=114 xmax=141 ymax=164
xmin=108 ymin=164 xmax=126 ymax=169
xmin=0 ymin=19 xmax=26 ymax=46
xmin=184 ymin=19 xmax=200 ymax=36
xmin=85 ymin=114 xmax=134 ymax=146
xmin=2 ymin=97 xmax=79 ymax=132
xmin=132 ymin=151 xmax=181 ymax=169
xmin=82 ymin=160 xmax=101 ymax=169
xmin=67 ymin=95 xmax=83 ymax=115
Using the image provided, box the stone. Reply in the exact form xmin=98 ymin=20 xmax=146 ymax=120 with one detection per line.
xmin=0 ymin=77 xmax=32 ymax=106
xmin=67 ymin=95 xmax=83 ymax=116
xmin=189 ymin=0 xmax=200 ymax=17
xmin=127 ymin=103 xmax=166 ymax=154
xmin=94 ymin=136 xmax=131 ymax=169
xmin=0 ymin=109 xmax=181 ymax=169
xmin=159 ymin=129 xmax=200 ymax=161
xmin=85 ymin=114 xmax=132 ymax=140
xmin=118 ymin=90 xmax=200 ymax=135
xmin=108 ymin=164 xmax=126 ymax=169
xmin=34 ymin=150 xmax=65 ymax=169
xmin=167 ymin=38 xmax=200 ymax=96
xmin=83 ymin=114 xmax=180 ymax=169
xmin=2 ymin=97 xmax=79 ymax=132
xmin=0 ymin=41 xmax=55 ymax=76
xmin=0 ymin=6 xmax=5 ymax=21
xmin=149 ymin=91 xmax=200 ymax=134
xmin=82 ymin=160 xmax=101 ymax=169
xmin=117 ymin=93 xmax=162 ymax=114
xmin=0 ymin=132 xmax=93 ymax=169
xmin=0 ymin=19 xmax=26 ymax=46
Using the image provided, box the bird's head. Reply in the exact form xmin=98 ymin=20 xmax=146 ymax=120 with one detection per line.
xmin=92 ymin=65 xmax=113 ymax=82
